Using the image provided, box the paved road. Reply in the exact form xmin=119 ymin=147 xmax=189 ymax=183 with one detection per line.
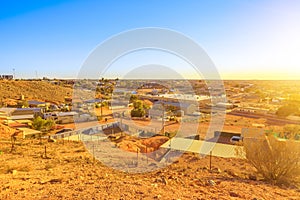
xmin=228 ymin=111 xmax=300 ymax=126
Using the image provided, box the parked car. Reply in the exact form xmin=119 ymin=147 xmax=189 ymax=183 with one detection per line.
xmin=230 ymin=136 xmax=242 ymax=144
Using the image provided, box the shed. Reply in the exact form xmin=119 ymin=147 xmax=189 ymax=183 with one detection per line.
xmin=17 ymin=128 xmax=42 ymax=139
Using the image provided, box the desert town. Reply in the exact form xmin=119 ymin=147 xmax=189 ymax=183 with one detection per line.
xmin=1 ymin=0 xmax=300 ymax=199
xmin=1 ymin=78 xmax=300 ymax=140
xmin=0 ymin=77 xmax=299 ymax=199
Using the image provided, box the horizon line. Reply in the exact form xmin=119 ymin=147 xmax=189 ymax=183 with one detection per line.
xmin=3 ymin=78 xmax=300 ymax=81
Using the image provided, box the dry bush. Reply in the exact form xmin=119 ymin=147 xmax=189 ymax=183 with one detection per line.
xmin=243 ymin=136 xmax=300 ymax=186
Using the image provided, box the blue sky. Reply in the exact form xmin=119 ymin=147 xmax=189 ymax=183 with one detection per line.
xmin=0 ymin=0 xmax=299 ymax=79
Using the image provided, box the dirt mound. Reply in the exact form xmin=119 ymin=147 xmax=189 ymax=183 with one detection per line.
xmin=110 ymin=135 xmax=169 ymax=153
xmin=117 ymin=139 xmax=143 ymax=153
xmin=142 ymin=136 xmax=169 ymax=150
xmin=102 ymin=126 xmax=122 ymax=135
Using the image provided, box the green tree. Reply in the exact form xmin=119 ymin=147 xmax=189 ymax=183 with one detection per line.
xmin=133 ymin=100 xmax=143 ymax=108
xmin=131 ymin=108 xmax=146 ymax=117
xmin=32 ymin=116 xmax=55 ymax=132
xmin=43 ymin=119 xmax=56 ymax=132
xmin=131 ymin=100 xmax=147 ymax=118
xmin=32 ymin=116 xmax=44 ymax=131
xmin=129 ymin=95 xmax=138 ymax=103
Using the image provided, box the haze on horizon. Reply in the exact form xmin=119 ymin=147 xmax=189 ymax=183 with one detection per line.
xmin=0 ymin=0 xmax=300 ymax=80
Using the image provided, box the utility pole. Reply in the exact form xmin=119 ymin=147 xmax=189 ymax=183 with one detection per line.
xmin=100 ymin=101 xmax=103 ymax=117
xmin=162 ymin=96 xmax=165 ymax=135
xmin=12 ymin=68 xmax=15 ymax=79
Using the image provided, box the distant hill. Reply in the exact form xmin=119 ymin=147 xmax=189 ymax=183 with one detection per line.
xmin=0 ymin=80 xmax=73 ymax=104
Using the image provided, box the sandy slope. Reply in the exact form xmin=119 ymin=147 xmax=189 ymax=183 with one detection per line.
xmin=0 ymin=139 xmax=299 ymax=200
xmin=0 ymin=80 xmax=72 ymax=104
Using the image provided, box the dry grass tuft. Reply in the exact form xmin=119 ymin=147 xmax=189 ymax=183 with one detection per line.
xmin=243 ymin=136 xmax=300 ymax=187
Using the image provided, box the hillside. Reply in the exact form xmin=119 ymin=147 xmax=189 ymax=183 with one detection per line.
xmin=0 ymin=80 xmax=73 ymax=104
xmin=0 ymin=138 xmax=299 ymax=200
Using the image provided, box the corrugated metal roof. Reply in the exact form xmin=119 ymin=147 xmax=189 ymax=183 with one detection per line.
xmin=17 ymin=128 xmax=41 ymax=138
xmin=28 ymin=100 xmax=47 ymax=105
xmin=10 ymin=115 xmax=34 ymax=120
xmin=161 ymin=138 xmax=244 ymax=158
xmin=155 ymin=101 xmax=196 ymax=109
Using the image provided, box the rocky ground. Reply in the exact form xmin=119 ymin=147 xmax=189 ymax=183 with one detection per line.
xmin=0 ymin=138 xmax=299 ymax=200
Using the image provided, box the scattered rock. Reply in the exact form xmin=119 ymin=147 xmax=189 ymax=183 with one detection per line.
xmin=211 ymin=167 xmax=222 ymax=174
xmin=39 ymin=178 xmax=62 ymax=184
xmin=207 ymin=179 xmax=216 ymax=186
xmin=168 ymin=175 xmax=178 ymax=181
xmin=87 ymin=180 xmax=94 ymax=184
xmin=229 ymin=191 xmax=240 ymax=197
xmin=12 ymin=170 xmax=17 ymax=176
xmin=224 ymin=169 xmax=238 ymax=177
xmin=39 ymin=180 xmax=48 ymax=184
xmin=50 ymin=178 xmax=63 ymax=184
xmin=248 ymin=174 xmax=257 ymax=181
xmin=2 ymin=185 xmax=10 ymax=191
xmin=135 ymin=191 xmax=144 ymax=195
